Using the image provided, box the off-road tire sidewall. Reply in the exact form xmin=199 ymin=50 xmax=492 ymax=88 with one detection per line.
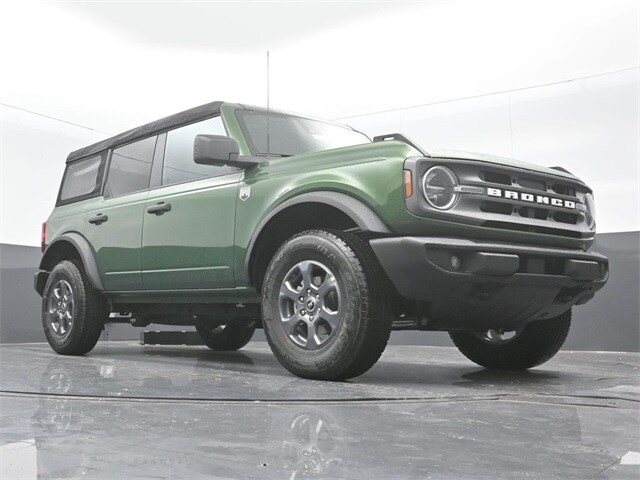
xmin=262 ymin=230 xmax=391 ymax=380
xmin=42 ymin=260 xmax=104 ymax=355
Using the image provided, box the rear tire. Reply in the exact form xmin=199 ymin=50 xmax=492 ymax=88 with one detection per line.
xmin=449 ymin=310 xmax=572 ymax=370
xmin=42 ymin=259 xmax=106 ymax=355
xmin=196 ymin=320 xmax=256 ymax=351
xmin=261 ymin=229 xmax=392 ymax=381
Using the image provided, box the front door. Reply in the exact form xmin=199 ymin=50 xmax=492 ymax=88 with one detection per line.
xmin=141 ymin=117 xmax=241 ymax=290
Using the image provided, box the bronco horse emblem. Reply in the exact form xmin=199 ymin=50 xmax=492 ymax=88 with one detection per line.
xmin=239 ymin=186 xmax=251 ymax=201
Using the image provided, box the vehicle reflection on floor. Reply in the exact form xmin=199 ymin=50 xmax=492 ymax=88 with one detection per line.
xmin=0 ymin=342 xmax=638 ymax=479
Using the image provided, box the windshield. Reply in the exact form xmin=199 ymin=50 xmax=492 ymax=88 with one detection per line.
xmin=236 ymin=110 xmax=370 ymax=157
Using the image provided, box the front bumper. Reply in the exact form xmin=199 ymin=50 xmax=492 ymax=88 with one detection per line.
xmin=370 ymin=237 xmax=609 ymax=330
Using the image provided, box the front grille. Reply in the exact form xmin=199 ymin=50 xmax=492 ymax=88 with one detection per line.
xmin=517 ymin=206 xmax=548 ymax=221
xmin=405 ymin=157 xmax=594 ymax=240
xmin=467 ymin=166 xmax=587 ymax=235
xmin=480 ymin=201 xmax=513 ymax=215
xmin=517 ymin=177 xmax=546 ymax=192
xmin=550 ymin=183 xmax=576 ymax=196
xmin=458 ymin=161 xmax=589 ymax=238
xmin=553 ymin=211 xmax=579 ymax=225
xmin=480 ymin=171 xmax=511 ymax=185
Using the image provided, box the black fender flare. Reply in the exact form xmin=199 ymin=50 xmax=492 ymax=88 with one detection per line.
xmin=40 ymin=232 xmax=104 ymax=291
xmin=244 ymin=191 xmax=391 ymax=278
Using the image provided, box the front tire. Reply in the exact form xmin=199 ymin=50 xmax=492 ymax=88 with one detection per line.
xmin=262 ymin=229 xmax=392 ymax=381
xmin=42 ymin=260 xmax=106 ymax=355
xmin=449 ymin=310 xmax=572 ymax=370
xmin=196 ymin=320 xmax=256 ymax=351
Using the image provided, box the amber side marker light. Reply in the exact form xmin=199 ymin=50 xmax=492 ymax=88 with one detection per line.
xmin=41 ymin=222 xmax=47 ymax=253
xmin=404 ymin=170 xmax=413 ymax=198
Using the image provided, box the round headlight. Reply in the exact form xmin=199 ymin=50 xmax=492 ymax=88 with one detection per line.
xmin=584 ymin=192 xmax=596 ymax=229
xmin=422 ymin=166 xmax=459 ymax=210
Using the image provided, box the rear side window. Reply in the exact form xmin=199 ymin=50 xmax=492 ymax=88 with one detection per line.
xmin=105 ymin=136 xmax=157 ymax=197
xmin=58 ymin=154 xmax=104 ymax=204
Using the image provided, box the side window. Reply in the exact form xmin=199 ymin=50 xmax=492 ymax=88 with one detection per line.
xmin=105 ymin=136 xmax=157 ymax=197
xmin=58 ymin=154 xmax=104 ymax=203
xmin=162 ymin=116 xmax=236 ymax=186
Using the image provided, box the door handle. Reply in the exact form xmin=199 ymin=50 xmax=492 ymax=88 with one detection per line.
xmin=88 ymin=214 xmax=108 ymax=225
xmin=147 ymin=202 xmax=172 ymax=215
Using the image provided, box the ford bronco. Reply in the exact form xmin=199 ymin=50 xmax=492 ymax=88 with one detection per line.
xmin=35 ymin=101 xmax=609 ymax=380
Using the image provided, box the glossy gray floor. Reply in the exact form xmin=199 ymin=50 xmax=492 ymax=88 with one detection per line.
xmin=0 ymin=341 xmax=638 ymax=479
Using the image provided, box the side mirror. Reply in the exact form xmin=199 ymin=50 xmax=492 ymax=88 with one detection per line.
xmin=193 ymin=134 xmax=240 ymax=166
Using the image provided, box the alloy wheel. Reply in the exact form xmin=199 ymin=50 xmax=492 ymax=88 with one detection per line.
xmin=476 ymin=328 xmax=521 ymax=344
xmin=278 ymin=260 xmax=342 ymax=350
xmin=47 ymin=280 xmax=74 ymax=337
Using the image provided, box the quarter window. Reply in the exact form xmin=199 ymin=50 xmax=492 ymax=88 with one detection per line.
xmin=59 ymin=154 xmax=104 ymax=203
xmin=162 ymin=117 xmax=236 ymax=186
xmin=106 ymin=136 xmax=157 ymax=197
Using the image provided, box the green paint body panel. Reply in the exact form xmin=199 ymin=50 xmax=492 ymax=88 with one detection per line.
xmin=142 ymin=172 xmax=242 ymax=290
xmin=42 ymin=101 xmax=596 ymax=306
xmin=232 ymin=140 xmax=419 ymax=286
xmin=85 ymin=191 xmax=149 ymax=291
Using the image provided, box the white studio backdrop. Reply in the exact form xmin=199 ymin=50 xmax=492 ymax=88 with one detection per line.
xmin=0 ymin=107 xmax=108 ymax=246
xmin=0 ymin=1 xmax=638 ymax=247
xmin=1 ymin=68 xmax=638 ymax=247
xmin=0 ymin=1 xmax=637 ymax=131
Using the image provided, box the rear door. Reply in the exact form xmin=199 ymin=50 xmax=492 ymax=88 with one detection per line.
xmin=84 ymin=136 xmax=158 ymax=291
xmin=141 ymin=117 xmax=242 ymax=290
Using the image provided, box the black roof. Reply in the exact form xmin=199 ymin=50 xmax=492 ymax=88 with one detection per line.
xmin=66 ymin=101 xmax=224 ymax=163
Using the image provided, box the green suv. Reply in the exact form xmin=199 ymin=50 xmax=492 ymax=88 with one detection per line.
xmin=35 ymin=101 xmax=608 ymax=380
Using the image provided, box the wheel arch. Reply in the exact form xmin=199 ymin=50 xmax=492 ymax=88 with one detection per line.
xmin=245 ymin=191 xmax=391 ymax=288
xmin=40 ymin=233 xmax=104 ymax=291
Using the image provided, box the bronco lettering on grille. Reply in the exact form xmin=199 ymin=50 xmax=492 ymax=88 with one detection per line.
xmin=486 ymin=188 xmax=576 ymax=209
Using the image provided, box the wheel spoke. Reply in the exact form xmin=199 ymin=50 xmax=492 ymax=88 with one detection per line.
xmin=289 ymin=416 xmax=313 ymax=450
xmin=479 ymin=328 xmax=519 ymax=344
xmin=279 ymin=282 xmax=300 ymax=302
xmin=309 ymin=419 xmax=323 ymax=448
xmin=282 ymin=313 xmax=302 ymax=335
xmin=485 ymin=330 xmax=499 ymax=341
xmin=305 ymin=322 xmax=320 ymax=349
xmin=318 ymin=274 xmax=338 ymax=296
xmin=298 ymin=261 xmax=315 ymax=290
xmin=53 ymin=288 xmax=62 ymax=300
xmin=319 ymin=307 xmax=340 ymax=329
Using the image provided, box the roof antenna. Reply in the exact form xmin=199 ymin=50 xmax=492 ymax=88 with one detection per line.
xmin=266 ymin=50 xmax=270 ymax=157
